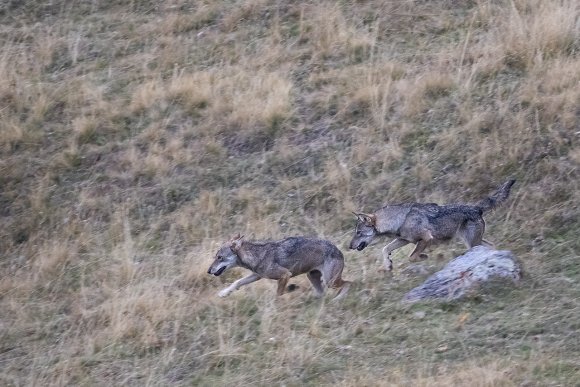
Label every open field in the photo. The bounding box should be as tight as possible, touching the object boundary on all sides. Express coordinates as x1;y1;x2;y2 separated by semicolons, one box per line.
0;0;579;385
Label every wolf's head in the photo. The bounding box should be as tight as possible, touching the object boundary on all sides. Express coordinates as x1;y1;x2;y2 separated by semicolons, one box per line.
349;213;377;251
207;235;244;276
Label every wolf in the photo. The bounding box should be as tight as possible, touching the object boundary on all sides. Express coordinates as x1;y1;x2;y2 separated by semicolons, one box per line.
207;235;351;300
349;179;515;271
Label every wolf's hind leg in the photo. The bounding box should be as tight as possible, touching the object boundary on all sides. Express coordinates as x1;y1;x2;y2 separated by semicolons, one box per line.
218;273;261;297
331;279;351;301
307;270;324;298
461;220;485;248
321;260;351;301
276;269;293;296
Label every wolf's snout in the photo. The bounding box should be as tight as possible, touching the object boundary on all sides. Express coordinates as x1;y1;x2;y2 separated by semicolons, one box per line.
213;266;226;276
207;267;212;275
349;241;367;251
356;242;367;251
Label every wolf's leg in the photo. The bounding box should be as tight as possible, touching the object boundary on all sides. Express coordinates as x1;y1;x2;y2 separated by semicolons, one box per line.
462;219;485;248
409;231;433;261
381;238;409;271
408;240;430;261
321;260;351;300
218;273;261;297
276;269;293;296
307;270;324;298
331;278;351;301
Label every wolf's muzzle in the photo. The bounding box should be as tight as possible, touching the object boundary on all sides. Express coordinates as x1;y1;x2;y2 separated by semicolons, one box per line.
356;242;368;251
213;266;226;276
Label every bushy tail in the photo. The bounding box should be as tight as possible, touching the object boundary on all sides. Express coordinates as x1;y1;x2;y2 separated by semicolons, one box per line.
477;179;516;213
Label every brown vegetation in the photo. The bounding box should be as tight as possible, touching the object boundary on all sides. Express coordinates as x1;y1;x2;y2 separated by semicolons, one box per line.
1;0;579;385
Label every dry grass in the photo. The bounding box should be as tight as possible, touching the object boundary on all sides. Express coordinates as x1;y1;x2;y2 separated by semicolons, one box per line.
1;0;579;385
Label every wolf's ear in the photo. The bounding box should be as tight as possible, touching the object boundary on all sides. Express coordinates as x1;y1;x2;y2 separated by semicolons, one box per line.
231;234;244;250
358;213;376;225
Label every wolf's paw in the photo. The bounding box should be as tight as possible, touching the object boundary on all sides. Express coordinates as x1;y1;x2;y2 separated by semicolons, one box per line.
218;289;232;298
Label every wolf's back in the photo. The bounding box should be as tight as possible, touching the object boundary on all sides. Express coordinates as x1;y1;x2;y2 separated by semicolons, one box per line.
280;237;343;259
477;179;516;213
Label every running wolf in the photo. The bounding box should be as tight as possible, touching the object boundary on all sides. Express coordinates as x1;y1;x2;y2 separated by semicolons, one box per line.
349;180;515;271
208;235;351;300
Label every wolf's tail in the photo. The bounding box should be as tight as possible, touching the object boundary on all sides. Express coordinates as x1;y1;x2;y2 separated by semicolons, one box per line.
477;179;516;213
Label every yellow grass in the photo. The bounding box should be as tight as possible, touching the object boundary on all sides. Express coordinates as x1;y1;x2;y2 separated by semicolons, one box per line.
1;0;579;385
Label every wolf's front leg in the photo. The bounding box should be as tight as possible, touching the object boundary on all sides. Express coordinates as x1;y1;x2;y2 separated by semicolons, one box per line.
218;273;261;297
381;239;410;271
409;240;430;262
408;231;433;262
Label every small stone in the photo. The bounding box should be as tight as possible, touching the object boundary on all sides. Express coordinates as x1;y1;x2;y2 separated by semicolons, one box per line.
413;311;426;319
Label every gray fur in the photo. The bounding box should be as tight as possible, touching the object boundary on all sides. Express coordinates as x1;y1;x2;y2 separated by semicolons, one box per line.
208;236;351;300
349;180;515;271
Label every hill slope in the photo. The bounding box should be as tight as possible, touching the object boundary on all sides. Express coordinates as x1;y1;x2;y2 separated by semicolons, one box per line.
1;0;579;385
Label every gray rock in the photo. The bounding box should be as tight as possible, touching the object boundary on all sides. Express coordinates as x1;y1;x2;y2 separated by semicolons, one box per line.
403;246;521;303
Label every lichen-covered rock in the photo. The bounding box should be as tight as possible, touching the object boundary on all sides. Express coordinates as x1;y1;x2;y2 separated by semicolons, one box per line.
403;246;521;303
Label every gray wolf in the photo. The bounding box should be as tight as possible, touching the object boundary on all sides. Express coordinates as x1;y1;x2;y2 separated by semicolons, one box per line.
207;235;351;300
349;180;515;271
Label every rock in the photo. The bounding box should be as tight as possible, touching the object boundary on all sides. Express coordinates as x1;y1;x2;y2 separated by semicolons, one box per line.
412;310;426;319
403;246;521;303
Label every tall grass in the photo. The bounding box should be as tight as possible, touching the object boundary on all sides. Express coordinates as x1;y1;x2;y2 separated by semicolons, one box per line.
0;0;579;385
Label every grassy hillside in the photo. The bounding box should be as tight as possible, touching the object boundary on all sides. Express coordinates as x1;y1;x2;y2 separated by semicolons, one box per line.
1;0;579;385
